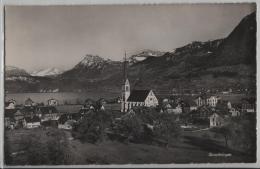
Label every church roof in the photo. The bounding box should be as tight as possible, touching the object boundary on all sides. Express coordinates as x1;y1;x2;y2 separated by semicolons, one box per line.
127;90;151;102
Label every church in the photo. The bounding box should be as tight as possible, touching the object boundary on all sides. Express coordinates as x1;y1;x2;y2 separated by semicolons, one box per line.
121;79;159;112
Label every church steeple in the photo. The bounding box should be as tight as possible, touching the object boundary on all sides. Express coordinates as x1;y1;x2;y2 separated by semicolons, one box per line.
124;79;130;100
121;51;130;112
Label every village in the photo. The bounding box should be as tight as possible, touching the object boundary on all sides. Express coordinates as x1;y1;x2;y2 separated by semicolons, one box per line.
4;77;256;131
4;73;257;165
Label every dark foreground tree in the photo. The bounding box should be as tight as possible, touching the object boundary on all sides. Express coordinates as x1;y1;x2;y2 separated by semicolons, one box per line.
72;110;113;143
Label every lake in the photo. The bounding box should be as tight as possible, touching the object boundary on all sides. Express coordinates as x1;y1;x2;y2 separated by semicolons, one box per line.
5;91;120;105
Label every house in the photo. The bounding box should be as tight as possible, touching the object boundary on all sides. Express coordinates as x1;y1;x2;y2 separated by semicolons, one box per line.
24;98;35;107
14;109;25;128
195;95;220;107
215;100;231;113
96;98;107;110
189;101;198;111
160;102;178;114
190;105;213;120
206;96;220;107
58;119;76;130
195;95;207;107
121;79;159;112
23;116;41;128
5;99;16;109
209;113;225;127
83;99;95;110
58;112;82;125
39;106;60;121
227;101;232;110
171;104;182;114
47;98;58;106
241;98;256;113
229;108;241;117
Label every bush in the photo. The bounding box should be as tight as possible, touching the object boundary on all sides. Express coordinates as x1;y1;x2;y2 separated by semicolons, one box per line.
153;113;181;146
112;115;144;143
73;110;113;144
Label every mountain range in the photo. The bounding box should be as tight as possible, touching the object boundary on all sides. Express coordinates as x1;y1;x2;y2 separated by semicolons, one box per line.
5;12;256;94
31;68;63;77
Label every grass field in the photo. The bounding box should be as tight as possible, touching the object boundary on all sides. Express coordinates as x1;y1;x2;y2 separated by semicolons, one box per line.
5;128;255;165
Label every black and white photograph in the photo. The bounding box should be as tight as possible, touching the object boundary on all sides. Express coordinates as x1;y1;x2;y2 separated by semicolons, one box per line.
2;1;258;167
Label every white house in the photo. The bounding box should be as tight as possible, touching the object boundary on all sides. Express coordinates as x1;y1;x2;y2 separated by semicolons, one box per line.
23;116;41;128
47;98;58;106
195;95;220;107
121;79;159;112
5;99;16;109
195;96;206;107
229;108;241;117
209;113;224;127
206;96;220;107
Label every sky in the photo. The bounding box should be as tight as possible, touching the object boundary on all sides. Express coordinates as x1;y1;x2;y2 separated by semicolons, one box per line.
5;3;256;72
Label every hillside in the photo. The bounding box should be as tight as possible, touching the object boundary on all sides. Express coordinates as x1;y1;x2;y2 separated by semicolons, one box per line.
123;12;256;92
5;66;31;77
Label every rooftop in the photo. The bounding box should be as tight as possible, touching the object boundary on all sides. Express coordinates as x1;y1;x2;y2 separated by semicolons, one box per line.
127;90;151;102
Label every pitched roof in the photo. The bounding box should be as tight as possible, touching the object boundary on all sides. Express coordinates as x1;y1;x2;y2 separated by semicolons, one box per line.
127;90;150;102
195;94;219;100
25;98;33;103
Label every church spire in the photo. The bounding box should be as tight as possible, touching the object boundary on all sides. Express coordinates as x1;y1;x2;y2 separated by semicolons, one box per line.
123;51;127;84
121;51;130;113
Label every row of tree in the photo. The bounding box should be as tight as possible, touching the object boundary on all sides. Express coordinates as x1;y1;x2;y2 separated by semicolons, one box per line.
72;107;181;147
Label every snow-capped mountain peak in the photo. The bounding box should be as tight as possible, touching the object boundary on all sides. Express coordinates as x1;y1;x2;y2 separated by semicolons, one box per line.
31;68;63;77
73;54;114;70
128;50;166;65
78;55;105;67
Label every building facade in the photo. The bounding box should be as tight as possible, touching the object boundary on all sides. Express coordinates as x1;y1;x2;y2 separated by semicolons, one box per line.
121;79;159;112
47;98;58;106
195;95;220;107
209;113;224;127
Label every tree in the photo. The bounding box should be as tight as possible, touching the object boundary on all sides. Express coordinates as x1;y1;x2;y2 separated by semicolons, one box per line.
73;110;113;143
113;114;144;143
153;113;181;147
